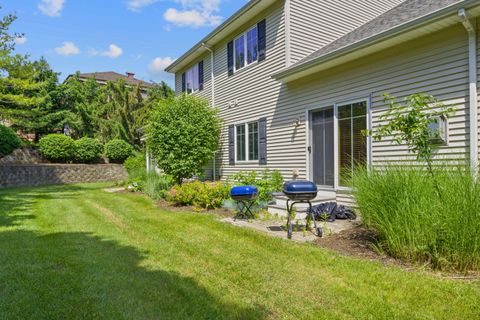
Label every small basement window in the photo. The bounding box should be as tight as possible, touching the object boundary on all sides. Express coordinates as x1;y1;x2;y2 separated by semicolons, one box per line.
428;116;448;144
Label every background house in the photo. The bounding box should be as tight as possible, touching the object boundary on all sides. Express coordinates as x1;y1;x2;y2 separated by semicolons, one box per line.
65;71;155;96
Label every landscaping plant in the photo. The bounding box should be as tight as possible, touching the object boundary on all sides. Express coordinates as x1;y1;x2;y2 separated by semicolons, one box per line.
38;134;75;163
353;164;480;271
146;94;221;184
232;169;284;205
144;172;174;200
167;181;231;210
365;93;455;197
0;124;21;157
104;139;134;163
74;137;103;163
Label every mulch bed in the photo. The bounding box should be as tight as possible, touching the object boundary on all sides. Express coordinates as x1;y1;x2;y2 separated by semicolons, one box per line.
314;227;409;267
315;226;480;281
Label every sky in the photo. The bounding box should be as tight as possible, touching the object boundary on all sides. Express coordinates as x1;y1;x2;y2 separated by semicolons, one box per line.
1;0;247;85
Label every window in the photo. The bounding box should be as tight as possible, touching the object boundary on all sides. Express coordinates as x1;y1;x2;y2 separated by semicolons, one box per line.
338;101;367;187
428;116;448;144
236;121;259;161
234;26;258;71
186;64;199;93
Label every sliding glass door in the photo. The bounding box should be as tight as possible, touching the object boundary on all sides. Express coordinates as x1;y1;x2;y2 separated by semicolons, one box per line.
338;101;367;186
311;108;335;187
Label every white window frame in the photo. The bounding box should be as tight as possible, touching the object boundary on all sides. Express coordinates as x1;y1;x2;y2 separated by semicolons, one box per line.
185;64;199;94
429;116;449;145
235;120;260;162
305;96;372;191
233;25;259;73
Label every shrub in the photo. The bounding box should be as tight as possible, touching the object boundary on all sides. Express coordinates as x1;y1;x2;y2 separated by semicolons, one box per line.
144;173;174;200
124;152;146;180
74;138;103;163
39;134;75;162
232;170;284;205
0;124;21;157
105;139;134;163
167;181;230;210
353;164;480;271
146;94;221;184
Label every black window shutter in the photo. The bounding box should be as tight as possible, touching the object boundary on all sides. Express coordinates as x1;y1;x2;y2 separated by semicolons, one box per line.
198;60;204;91
228;124;235;165
227;41;234;76
259;117;267;165
257;19;266;62
181;72;186;92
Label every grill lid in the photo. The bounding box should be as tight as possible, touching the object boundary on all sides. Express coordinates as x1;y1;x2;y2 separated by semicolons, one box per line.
283;181;317;194
230;185;259;196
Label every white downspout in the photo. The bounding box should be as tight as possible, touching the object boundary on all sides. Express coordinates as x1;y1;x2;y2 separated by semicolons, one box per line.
201;43;215;107
459;8;478;174
202;43;216;180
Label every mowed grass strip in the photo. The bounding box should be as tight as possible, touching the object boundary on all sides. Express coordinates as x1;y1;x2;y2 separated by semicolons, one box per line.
0;183;479;319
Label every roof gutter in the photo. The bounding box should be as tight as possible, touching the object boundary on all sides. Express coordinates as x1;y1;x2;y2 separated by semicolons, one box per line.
458;8;478;175
165;0;265;73
273;0;478;81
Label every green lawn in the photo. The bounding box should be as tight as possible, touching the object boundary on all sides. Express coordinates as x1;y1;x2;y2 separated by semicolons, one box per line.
0;184;479;319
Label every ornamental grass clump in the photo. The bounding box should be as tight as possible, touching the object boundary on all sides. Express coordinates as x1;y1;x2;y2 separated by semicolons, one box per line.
353;165;480;271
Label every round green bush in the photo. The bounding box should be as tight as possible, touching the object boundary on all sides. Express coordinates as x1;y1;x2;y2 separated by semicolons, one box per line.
104;139;134;163
39;134;75;163
0;124;21;157
74;138;103;163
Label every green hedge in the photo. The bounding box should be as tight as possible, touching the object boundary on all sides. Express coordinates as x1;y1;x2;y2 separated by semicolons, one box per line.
74;138;103;163
105;139;134;163
0;125;21;157
39;134;75;163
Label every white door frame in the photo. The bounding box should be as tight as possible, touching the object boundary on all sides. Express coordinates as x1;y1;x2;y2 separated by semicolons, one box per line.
305;96;372;191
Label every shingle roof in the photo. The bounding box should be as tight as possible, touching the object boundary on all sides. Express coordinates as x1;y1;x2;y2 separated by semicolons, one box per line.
76;71;155;88
289;0;463;69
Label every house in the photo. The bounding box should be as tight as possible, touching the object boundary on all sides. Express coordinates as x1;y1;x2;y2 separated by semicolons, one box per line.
65;71;155;95
165;0;480;208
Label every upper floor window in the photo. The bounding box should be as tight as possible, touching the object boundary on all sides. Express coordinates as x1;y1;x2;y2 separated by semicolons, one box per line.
227;19;266;76
186;64;199;93
234;26;258;71
181;60;204;94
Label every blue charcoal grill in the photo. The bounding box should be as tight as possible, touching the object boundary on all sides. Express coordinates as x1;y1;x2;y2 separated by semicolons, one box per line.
283;181;322;239
230;186;258;219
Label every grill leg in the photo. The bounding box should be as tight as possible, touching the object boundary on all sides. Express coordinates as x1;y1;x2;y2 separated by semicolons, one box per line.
308;201;322;237
244;201;254;219
286;200;295;239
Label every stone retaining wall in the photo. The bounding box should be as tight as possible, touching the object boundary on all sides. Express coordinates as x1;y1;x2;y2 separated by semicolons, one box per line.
0;164;127;188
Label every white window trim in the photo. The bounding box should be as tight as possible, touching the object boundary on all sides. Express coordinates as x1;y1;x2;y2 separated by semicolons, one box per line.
235;120;260;163
233;25;259;73
305;96;372;191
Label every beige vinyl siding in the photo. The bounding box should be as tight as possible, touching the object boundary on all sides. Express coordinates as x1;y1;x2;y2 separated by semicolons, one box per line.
288;0;405;64
175;53;213;102
212;2;288;178
274;25;470;182
336;191;357;208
